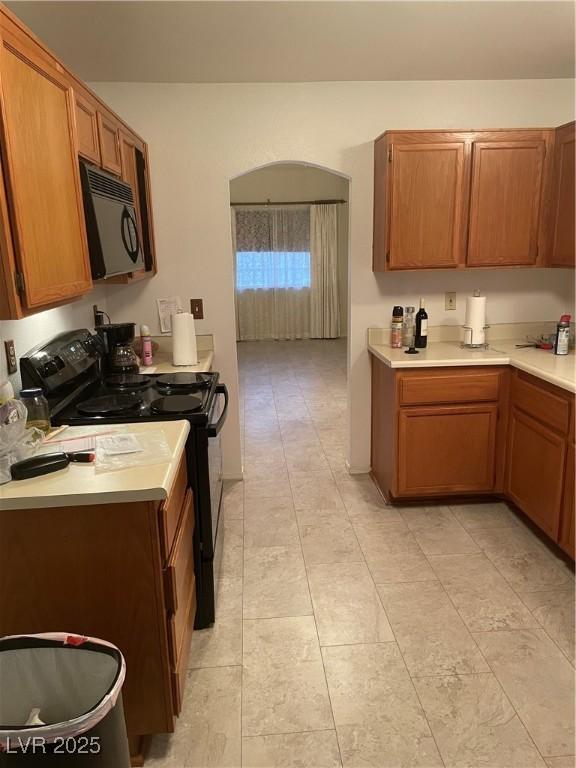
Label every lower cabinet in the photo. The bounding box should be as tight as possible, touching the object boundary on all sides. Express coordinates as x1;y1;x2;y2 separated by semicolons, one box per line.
559;441;575;558
398;404;497;496
371;360;505;501
0;453;195;767
506;407;565;538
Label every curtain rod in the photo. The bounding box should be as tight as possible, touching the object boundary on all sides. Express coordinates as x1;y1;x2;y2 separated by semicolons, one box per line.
230;198;346;207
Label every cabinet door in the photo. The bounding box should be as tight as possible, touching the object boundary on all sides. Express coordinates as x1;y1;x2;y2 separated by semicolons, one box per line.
549;121;575;268
387;142;467;269
74;91;100;164
97;111;122;175
397;404;498;496
467;140;546;266
559;442;575;558
0;33;92;310
506;408;565;538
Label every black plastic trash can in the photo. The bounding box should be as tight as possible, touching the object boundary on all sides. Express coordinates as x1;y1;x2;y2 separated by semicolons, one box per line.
0;633;130;766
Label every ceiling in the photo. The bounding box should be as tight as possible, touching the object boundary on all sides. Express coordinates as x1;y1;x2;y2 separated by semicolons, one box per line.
7;1;575;83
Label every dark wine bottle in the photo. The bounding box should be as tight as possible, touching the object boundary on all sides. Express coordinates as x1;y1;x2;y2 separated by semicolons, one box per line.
415;299;428;349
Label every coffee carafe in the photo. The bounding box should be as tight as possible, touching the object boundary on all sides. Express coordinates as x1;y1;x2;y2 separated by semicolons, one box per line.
96;323;139;375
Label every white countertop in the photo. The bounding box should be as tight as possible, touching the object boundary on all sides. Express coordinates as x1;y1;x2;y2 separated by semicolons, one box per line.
369;340;576;393
0;421;190;511
140;349;214;375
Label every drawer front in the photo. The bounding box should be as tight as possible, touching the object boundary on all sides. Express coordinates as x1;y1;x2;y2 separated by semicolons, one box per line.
398;369;501;406
171;580;197;716
159;454;188;562
164;489;195;615
512;372;571;435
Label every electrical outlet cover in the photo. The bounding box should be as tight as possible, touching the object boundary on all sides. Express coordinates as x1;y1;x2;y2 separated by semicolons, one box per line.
445;292;457;311
4;339;17;374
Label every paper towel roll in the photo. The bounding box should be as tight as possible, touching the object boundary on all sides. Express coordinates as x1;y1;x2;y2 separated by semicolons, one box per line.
172;312;198;366
464;295;487;346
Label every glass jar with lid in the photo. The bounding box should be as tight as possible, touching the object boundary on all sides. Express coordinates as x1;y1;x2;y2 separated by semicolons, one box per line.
20;388;51;435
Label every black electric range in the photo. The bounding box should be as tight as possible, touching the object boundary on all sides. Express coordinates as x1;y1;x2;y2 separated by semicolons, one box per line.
20;330;228;629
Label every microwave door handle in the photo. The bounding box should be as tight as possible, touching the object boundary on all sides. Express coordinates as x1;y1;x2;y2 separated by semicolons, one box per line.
207;384;229;437
121;207;140;262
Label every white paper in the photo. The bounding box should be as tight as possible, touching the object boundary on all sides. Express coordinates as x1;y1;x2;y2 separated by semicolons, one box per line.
97;434;143;456
41;436;96;454
157;297;183;334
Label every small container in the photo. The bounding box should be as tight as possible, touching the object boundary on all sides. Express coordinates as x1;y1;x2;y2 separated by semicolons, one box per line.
402;306;416;348
19;387;50;435
554;314;571;356
391;306;403;349
140;324;153;366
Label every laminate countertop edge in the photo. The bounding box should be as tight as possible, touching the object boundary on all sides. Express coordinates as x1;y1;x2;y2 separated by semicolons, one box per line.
0;420;190;511
368;341;576;393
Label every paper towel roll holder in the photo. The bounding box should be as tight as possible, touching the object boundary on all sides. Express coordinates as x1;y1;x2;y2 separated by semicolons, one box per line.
461;325;490;350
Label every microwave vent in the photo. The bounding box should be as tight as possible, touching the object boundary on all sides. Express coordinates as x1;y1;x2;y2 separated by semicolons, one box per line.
87;167;134;204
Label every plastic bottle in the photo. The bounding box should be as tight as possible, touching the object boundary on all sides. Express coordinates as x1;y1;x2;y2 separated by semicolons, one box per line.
19;388;51;435
415;299;428;349
554;314;571;356
391;306;403;349
140;324;153;366
402;307;416;348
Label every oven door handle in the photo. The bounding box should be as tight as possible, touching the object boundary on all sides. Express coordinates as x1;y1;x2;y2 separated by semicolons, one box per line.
206;384;229;437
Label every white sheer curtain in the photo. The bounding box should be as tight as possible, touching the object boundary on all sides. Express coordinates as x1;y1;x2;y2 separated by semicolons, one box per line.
310;204;340;339
235;206;311;341
233;203;340;341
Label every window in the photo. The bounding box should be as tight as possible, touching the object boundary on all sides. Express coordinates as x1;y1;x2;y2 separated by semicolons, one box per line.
236;250;311;291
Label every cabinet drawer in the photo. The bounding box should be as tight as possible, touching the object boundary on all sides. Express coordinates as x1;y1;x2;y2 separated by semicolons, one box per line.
170;578;197;716
158;454;188;563
398;369;501;406
164;489;195;617
512;372;571;434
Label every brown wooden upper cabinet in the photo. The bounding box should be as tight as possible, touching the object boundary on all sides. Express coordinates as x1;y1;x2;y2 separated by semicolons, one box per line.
548;121;575;268
74;91;100;165
0;25;92;316
373;128;555;271
373;132;469;270
97;111;122;176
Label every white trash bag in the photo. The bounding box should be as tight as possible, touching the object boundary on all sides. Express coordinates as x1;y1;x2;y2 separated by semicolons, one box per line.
0;401;43;485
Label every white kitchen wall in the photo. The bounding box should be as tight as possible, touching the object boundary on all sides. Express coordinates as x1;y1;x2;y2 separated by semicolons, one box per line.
230;163;349;336
0;288;108;389
90;79;575;475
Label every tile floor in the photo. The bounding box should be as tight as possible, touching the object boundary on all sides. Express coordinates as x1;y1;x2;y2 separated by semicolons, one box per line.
147;339;575;768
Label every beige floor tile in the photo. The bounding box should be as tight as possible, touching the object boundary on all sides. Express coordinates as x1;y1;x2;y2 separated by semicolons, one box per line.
469;523;547;556
300;520;363;565
450;502;520;530
414;673;546;768
243;546;312;619
214;576;243;618
242;731;341;768
308;562;394;645
474;628;576;757
244;498;299;548
323;643;442;767
544;758;576;767
146;665;241;768
244;475;292;500
368;550;438;584
222;481;244;520
489;549;574;592
242;661;333;737
352;521;421;561
219;520;244;578
429;553;538;631
295;507;350;526
518;589;575;662
284;444;331;472
189;614;243;668
290;472;345;510
377;581;489;677
345;503;402;525
243;615;321;665
400;507;481;555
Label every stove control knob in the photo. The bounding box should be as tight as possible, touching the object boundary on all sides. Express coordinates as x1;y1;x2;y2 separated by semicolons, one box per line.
41;359;59;377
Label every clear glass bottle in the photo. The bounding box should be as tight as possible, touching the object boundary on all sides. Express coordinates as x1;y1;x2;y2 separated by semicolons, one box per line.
20;388;51;435
402;306;416;348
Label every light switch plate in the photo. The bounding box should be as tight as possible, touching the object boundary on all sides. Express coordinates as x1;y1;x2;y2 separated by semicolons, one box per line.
4;339;17;374
445;292;457;311
190;298;204;320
